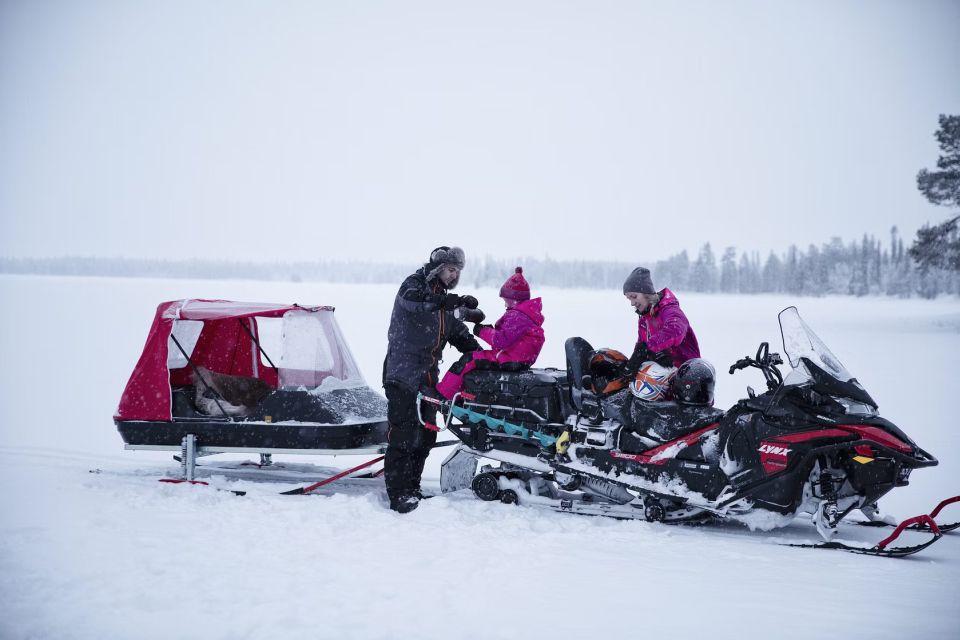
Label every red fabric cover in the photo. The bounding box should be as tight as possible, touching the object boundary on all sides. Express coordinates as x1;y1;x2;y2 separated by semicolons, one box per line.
167;319;258;386
115;299;325;421
116;301;178;421
177;300;332;320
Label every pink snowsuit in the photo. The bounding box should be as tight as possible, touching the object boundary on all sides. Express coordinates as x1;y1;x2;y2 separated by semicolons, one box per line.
436;297;545;399
637;288;700;367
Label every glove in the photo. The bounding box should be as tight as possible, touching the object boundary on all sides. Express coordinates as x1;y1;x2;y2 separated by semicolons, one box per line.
454;307;486;323
651;350;673;367
460;295;479;309
442;293;461;309
473;323;493;337
625;341;653;373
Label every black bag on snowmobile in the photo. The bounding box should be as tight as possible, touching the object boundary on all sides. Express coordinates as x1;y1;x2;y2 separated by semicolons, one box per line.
462;365;572;425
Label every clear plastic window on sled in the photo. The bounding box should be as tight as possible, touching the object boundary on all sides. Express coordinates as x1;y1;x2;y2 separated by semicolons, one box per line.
276;310;365;389
778;306;853;385
771;307;876;414
167;320;203;368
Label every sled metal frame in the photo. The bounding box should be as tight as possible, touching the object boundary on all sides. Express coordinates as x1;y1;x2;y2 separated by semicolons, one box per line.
125;434;388;481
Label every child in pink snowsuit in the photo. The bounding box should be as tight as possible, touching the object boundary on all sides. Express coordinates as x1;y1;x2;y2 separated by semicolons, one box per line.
436;267;545;400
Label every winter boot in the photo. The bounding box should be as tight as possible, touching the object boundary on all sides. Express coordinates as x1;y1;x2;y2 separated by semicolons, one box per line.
389;494;420;514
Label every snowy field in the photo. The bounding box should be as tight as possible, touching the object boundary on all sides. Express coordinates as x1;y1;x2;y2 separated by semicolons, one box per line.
1;274;959;640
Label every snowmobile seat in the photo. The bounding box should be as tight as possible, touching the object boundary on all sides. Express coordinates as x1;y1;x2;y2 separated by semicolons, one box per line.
565;337;594;410
471;359;530;373
625;397;724;444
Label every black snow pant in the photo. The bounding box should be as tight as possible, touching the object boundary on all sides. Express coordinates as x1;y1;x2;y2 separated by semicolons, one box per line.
384;383;438;501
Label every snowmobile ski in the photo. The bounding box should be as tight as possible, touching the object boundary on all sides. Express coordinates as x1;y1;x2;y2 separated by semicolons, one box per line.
787;514;943;557
850;496;960;533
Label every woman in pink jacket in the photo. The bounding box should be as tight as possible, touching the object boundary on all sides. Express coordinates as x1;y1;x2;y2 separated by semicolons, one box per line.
436;267;545;399
622;266;701;372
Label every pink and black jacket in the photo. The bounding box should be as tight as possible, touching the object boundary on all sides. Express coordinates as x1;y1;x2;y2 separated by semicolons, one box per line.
637;288;700;367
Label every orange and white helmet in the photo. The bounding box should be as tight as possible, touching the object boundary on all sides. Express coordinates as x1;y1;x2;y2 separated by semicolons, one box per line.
629;361;677;401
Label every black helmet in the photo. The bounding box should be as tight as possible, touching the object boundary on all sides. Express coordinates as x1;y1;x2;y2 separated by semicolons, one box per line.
670;358;716;405
587;348;629;395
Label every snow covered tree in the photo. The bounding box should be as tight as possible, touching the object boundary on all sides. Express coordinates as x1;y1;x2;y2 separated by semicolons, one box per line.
912;115;960;274
761;252;782;292
909;215;960;274
690;243;718;292
720;247;738;293
917;114;960;207
848;235;870;296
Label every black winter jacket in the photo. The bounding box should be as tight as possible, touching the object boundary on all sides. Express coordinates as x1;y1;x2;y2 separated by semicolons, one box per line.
382;267;480;392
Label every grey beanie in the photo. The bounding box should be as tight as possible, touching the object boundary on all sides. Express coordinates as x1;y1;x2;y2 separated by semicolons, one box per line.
426;246;465;282
623;267;655;294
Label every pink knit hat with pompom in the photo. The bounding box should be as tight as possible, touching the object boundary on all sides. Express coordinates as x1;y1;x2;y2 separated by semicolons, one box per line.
499;267;531;301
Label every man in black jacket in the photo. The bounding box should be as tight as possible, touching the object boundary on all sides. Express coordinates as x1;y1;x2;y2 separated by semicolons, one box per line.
382;246;481;513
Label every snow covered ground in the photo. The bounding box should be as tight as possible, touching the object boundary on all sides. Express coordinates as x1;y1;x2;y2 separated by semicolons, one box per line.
1;274;958;639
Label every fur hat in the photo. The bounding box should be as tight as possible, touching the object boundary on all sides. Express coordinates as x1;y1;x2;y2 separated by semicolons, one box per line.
425;246;465;285
623;267;655;294
500;266;531;301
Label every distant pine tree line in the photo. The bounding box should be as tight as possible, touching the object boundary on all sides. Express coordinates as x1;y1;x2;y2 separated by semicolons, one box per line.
2;224;959;298
470;225;958;297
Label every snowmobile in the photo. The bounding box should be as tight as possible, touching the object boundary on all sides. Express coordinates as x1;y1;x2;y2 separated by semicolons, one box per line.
428;307;957;556
115;300;389;480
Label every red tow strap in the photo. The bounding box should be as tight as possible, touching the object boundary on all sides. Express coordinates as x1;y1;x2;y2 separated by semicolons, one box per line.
282;455;386;495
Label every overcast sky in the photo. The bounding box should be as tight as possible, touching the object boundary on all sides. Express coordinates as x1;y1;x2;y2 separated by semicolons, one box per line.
1;0;958;266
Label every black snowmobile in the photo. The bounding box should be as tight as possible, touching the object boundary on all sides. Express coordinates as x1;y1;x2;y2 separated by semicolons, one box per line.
426;307;957;556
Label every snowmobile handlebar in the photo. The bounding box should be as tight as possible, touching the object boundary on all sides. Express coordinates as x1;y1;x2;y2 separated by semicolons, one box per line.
728;342;784;390
728;357;753;374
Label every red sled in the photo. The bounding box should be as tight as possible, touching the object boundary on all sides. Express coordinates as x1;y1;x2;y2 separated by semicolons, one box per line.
114;300;389;478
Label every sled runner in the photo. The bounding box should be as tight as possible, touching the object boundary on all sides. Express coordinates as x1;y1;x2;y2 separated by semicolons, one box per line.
431;307;958;557
114;300;389;479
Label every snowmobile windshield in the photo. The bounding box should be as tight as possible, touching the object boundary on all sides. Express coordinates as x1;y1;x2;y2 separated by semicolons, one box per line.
275;310;366;390
773;307;878;414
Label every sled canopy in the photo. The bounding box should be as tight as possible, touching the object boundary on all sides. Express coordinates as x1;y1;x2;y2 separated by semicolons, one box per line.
116;299;364;421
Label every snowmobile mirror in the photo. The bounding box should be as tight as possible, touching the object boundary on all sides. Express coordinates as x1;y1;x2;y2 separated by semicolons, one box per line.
581;374;593;390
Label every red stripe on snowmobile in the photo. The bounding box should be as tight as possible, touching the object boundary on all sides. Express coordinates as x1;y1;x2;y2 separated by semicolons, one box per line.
770;428;852;443
836;424;912;453
612;424;718;465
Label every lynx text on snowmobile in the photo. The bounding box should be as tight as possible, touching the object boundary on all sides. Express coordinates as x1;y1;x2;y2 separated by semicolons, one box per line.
427;307;957;557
